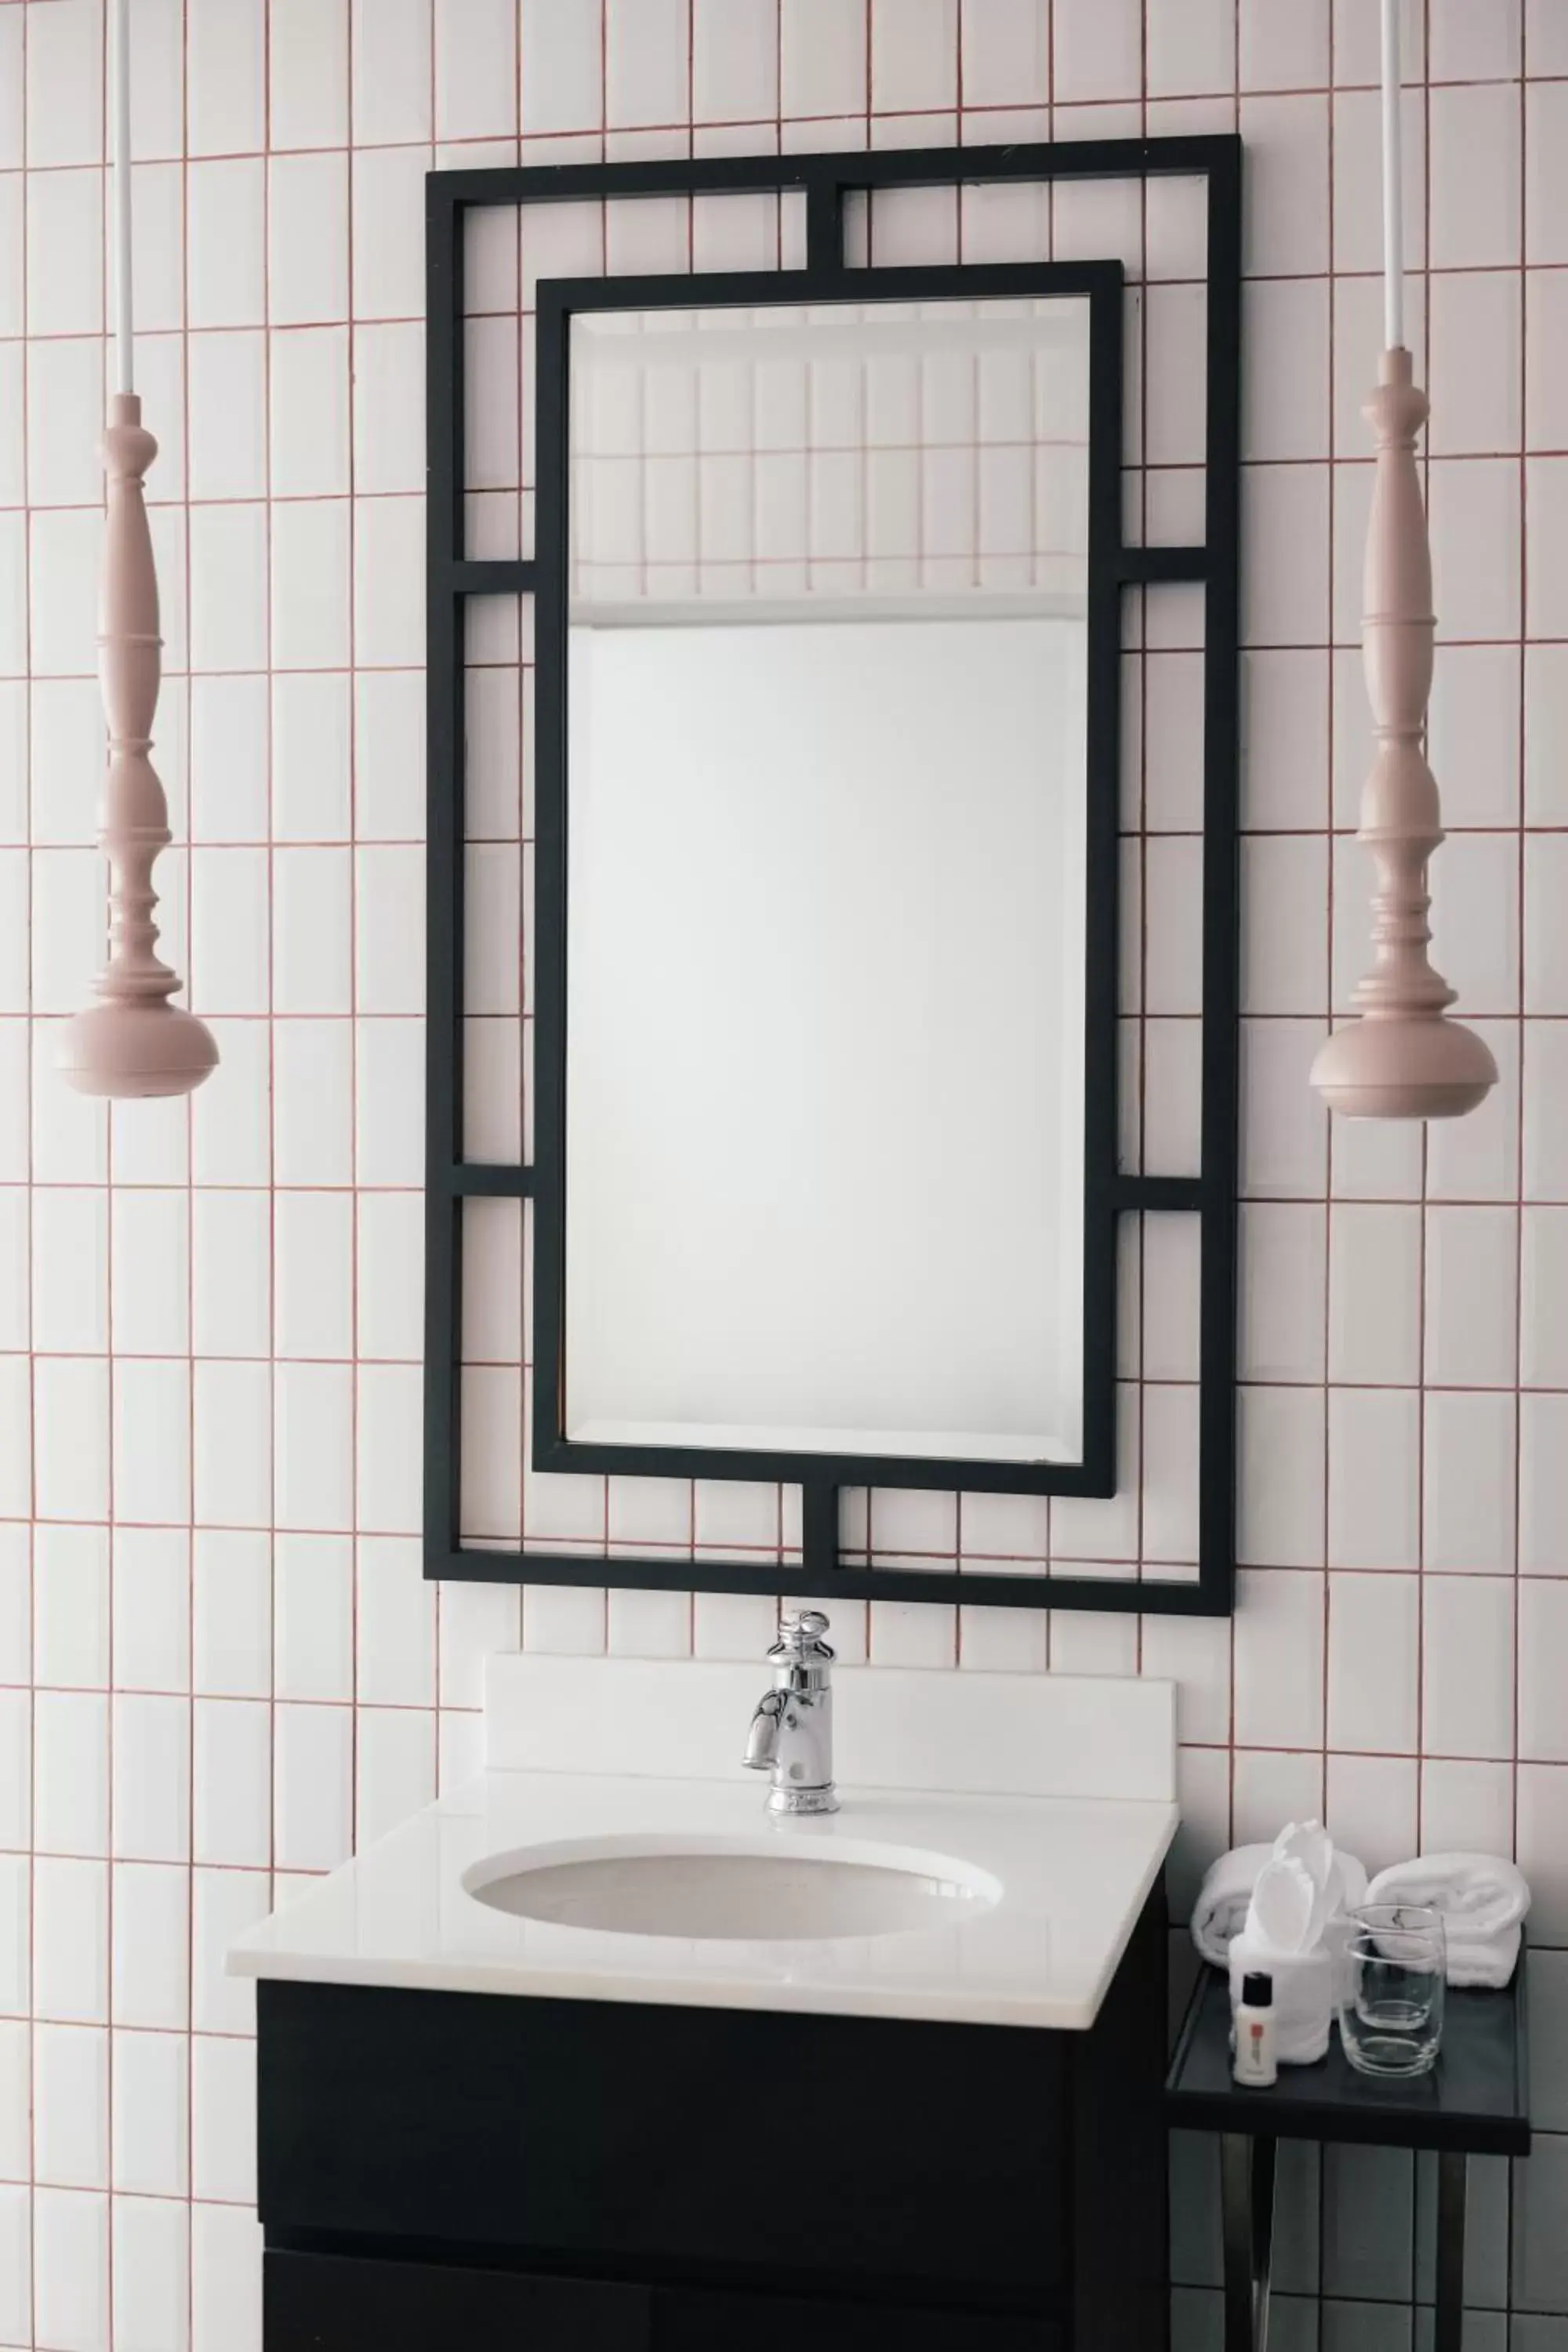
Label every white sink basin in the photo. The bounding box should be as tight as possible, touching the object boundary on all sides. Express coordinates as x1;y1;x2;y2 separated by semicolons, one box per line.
463;1834;1000;1942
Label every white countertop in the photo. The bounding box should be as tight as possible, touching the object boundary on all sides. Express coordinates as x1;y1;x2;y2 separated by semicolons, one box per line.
227;1767;1177;2031
228;1653;1179;2031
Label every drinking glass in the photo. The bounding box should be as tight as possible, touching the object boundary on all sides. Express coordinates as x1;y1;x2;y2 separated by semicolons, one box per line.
1339;1904;1446;2078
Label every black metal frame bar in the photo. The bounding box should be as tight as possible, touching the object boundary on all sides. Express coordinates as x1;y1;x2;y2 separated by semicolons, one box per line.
1220;2133;1275;2352
424;134;1242;1617
1432;2150;1468;2352
1218;2136;1470;2352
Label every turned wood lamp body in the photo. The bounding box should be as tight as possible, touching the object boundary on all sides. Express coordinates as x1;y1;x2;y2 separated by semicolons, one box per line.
1308;350;1496;1118
58;0;217;1099
1308;0;1494;1122
58;396;217;1096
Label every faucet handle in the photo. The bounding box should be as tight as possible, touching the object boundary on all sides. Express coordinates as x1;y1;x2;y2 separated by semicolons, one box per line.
769;1609;834;1664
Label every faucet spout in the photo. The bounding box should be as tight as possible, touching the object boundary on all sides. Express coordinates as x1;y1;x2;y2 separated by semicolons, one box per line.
743;1688;786;1770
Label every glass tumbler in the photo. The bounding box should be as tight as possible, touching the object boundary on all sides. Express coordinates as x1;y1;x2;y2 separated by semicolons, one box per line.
1339;1904;1446;2078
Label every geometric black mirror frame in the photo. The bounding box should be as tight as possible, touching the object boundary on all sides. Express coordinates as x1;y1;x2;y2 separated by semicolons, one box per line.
424;133;1242;1617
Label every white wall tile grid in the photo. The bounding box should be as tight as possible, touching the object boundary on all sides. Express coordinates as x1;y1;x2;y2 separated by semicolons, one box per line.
568;296;1091;599
1;0;1566;2345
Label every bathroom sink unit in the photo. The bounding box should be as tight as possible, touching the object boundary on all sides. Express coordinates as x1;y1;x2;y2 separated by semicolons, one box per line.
230;1655;1178;2350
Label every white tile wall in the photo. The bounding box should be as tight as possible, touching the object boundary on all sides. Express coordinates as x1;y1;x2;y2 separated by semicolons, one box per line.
2;0;1566;2343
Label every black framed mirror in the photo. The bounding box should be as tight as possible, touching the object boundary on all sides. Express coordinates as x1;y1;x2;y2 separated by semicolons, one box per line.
424;136;1241;1617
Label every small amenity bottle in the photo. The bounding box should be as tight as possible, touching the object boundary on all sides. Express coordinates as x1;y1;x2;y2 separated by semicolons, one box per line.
1232;1971;1278;2087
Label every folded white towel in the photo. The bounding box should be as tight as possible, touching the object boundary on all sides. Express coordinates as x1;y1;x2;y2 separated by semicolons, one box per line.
1228;1930;1334;2065
1363;1853;1530;1989
1192;1833;1369;1967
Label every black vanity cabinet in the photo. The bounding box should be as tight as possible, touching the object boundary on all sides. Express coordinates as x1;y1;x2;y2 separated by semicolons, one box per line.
257;1886;1165;2350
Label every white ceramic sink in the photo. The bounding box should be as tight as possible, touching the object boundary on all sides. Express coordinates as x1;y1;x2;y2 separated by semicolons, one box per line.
463;1835;1000;1942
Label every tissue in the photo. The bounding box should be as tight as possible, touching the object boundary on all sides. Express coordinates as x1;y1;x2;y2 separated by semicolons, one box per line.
1228;1850;1336;2066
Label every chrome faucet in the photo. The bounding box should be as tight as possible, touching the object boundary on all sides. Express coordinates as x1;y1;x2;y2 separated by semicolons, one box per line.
742;1610;839;1815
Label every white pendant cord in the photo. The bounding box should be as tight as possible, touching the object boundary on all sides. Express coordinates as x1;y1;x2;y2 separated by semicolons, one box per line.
111;0;133;396
1381;0;1404;350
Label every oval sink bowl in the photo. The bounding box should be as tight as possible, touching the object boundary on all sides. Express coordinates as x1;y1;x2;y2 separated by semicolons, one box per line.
463;1835;1001;1942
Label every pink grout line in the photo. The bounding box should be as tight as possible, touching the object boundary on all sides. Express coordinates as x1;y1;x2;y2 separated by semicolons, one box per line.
1318;0;1339;1889
17;0;36;2329
343;0;363;1854
95;2;121;2310
177;0;200;2318
1507;82;1529;2325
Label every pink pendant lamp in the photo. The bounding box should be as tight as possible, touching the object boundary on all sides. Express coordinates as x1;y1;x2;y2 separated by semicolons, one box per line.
57;0;217;1099
1308;0;1495;1120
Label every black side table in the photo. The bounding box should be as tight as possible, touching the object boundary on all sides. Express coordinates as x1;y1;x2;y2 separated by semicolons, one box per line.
1165;1962;1531;2352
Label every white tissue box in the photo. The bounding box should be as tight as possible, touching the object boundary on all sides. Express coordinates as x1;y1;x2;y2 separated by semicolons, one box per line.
1228;1935;1333;2067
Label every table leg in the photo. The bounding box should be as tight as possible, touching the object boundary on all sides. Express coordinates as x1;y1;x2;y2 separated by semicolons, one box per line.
1221;2132;1276;2352
1433;2150;1468;2352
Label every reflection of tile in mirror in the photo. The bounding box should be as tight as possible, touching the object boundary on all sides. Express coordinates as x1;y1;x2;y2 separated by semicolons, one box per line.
568;296;1092;615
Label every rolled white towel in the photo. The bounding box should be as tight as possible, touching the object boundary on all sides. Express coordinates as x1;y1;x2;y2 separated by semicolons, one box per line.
1363;1853;1530;1990
1192;1833;1369;1967
1192;1842;1272;1965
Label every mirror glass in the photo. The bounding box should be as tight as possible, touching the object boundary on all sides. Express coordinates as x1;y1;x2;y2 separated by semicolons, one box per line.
563;294;1092;1468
